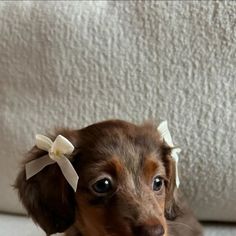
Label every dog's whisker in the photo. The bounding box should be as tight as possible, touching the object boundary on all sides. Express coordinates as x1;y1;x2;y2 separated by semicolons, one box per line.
167;221;195;231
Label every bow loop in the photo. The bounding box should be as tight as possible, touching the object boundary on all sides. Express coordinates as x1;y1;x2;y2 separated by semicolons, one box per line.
35;134;53;151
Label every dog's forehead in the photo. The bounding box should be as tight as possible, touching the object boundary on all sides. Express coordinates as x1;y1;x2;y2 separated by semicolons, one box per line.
79;120;164;171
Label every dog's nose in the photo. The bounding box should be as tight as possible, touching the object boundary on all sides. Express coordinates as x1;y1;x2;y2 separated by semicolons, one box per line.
133;224;165;236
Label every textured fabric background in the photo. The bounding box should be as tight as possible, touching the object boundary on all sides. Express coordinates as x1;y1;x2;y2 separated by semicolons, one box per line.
0;1;235;222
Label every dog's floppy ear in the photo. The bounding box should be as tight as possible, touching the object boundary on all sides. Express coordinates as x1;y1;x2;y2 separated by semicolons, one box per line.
15;131;78;235
162;145;180;220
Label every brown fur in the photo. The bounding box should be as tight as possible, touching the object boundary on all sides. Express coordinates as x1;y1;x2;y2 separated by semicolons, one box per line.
15;120;203;236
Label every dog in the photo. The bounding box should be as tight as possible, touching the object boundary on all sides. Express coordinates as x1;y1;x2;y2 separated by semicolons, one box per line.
15;119;203;236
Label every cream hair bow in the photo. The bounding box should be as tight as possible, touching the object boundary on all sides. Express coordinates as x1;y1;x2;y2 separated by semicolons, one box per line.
25;134;79;192
158;121;181;188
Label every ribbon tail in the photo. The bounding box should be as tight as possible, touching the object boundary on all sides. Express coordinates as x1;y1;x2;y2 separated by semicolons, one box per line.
172;152;180;188
25;155;55;180
56;156;79;192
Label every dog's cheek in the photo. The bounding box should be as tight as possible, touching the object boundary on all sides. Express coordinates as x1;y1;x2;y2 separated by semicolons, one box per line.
89;195;130;235
75;194;110;235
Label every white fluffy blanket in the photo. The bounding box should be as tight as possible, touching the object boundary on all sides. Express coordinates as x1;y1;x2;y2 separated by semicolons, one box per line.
0;1;235;222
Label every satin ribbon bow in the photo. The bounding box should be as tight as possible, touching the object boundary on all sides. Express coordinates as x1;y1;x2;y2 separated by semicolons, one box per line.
157;121;181;188
25;134;79;192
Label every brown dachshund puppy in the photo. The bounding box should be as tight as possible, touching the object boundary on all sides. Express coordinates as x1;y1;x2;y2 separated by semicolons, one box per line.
15;120;203;236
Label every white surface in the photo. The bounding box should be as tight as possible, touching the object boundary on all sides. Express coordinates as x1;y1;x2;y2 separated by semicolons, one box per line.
0;214;64;236
0;214;235;236
204;223;236;236
0;1;235;222
0;214;44;236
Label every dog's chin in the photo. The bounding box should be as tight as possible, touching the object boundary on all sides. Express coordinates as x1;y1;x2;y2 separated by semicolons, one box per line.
71;228;167;236
73;209;167;236
72;221;167;236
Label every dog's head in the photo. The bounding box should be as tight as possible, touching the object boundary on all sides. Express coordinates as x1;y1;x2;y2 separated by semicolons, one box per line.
15;120;179;236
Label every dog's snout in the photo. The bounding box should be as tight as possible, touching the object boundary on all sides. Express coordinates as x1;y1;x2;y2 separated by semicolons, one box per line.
133;224;165;236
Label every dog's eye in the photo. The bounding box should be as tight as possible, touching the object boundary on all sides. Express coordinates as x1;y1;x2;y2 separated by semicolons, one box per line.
152;176;163;191
92;178;113;194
